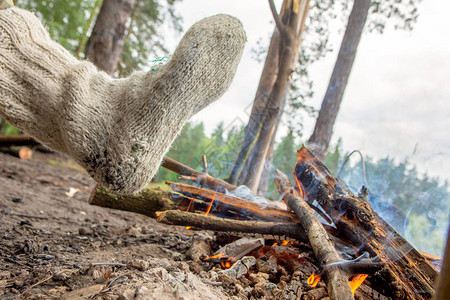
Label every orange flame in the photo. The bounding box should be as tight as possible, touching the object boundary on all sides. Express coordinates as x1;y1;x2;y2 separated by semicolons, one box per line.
349;274;368;294
185;197;194;212
203;253;236;269
307;272;321;287
204;253;225;260
281;240;290;246
185;226;191;230
205;192;217;216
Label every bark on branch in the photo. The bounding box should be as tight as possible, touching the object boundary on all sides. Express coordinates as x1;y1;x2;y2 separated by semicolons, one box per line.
155;210;308;242
89;184;176;218
274;169;354;300
167;181;298;223
161;156;237;193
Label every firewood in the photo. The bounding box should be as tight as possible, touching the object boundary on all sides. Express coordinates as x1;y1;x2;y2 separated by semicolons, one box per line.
294;146;438;299
161;156;237;193
354;284;389;300
167;181;297;223
274;169;354;300
219;256;256;279
0;134;39;146
89;184;177;218
155;210;308;242
0;146;33;160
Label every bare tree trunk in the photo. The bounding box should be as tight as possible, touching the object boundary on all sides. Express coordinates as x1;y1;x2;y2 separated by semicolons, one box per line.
227;18;283;185
76;0;103;58
308;0;371;159
85;0;134;75
230;0;309;192
257;133;276;195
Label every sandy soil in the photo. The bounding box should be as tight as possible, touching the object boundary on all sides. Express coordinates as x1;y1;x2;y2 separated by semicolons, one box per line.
0;152;234;299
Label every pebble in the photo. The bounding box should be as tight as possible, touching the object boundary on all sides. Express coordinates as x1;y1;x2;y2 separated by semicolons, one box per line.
11;197;22;203
78;227;92;236
127;259;149;271
33;254;55;260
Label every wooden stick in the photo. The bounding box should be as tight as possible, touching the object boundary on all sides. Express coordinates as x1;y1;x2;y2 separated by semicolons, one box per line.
155;210;308;242
167;181;298;223
294;146;437;299
89;184;177;218
0;146;33;160
161;156;237;193
274;169;354;300
0;134;39;146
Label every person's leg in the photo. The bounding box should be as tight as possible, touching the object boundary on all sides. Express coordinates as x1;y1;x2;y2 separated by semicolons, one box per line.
0;7;246;194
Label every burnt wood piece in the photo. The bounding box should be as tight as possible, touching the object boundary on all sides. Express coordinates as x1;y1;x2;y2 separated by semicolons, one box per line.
274;169;354;300
155;210;308;242
167;181;298;223
294;146;438;299
89;184;177;218
161;157;237;193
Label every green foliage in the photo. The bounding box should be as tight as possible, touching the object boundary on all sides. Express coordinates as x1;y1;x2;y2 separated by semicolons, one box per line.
16;0;182;73
155;122;245;182
118;0;182;75
0;118;21;135
16;0;98;54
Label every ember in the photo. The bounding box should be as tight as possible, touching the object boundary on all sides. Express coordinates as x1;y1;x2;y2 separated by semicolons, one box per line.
202;253;237;269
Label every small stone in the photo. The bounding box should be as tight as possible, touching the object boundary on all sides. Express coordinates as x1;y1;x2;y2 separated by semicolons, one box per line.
19;220;33;227
266;282;277;290
11;197;22;203
127;259;149;271
78;227;92;236
14;280;24;288
33;254;55;260
53;272;70;281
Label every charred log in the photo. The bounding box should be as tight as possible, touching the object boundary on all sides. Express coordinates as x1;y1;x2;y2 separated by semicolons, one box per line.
293;146;437;299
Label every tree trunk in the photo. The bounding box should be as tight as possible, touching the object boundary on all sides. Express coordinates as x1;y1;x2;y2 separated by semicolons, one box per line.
227;19;283;185
85;0;134;75
257;132;276;195
76;0;103;58
308;0;371;159
231;0;309;192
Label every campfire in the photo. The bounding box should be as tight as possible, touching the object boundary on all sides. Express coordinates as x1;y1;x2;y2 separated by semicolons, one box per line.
89;146;439;299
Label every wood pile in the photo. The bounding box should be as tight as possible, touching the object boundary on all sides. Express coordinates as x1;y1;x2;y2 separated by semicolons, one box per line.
89;146;440;299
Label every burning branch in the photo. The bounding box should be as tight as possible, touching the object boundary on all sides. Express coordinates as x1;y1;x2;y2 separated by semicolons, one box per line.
167;181;298;223
274;169;354;300
155;210;308;242
294;146;438;299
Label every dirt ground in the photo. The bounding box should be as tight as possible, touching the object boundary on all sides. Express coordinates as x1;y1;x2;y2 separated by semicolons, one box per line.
0;152;243;299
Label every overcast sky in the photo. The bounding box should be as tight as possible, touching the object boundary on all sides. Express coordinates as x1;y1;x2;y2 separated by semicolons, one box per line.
169;0;450;183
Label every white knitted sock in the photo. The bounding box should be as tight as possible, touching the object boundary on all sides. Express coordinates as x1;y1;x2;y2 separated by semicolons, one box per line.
0;7;246;194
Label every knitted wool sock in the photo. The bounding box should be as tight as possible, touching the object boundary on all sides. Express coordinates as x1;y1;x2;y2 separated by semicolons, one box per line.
0;7;246;194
